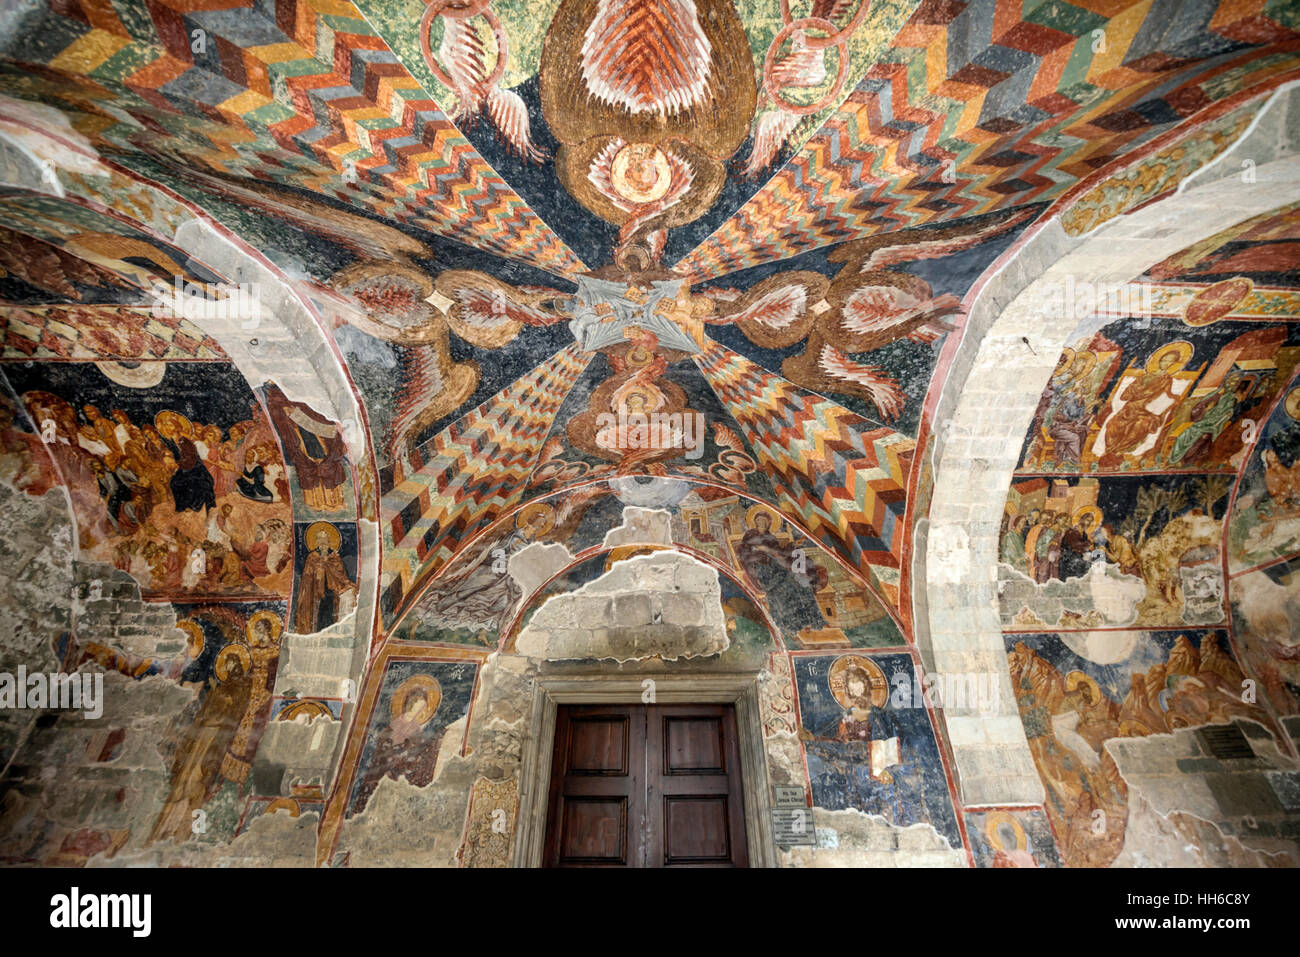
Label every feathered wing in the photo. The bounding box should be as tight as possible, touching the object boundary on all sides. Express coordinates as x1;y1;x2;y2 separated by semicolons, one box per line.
448;281;566;329
435;14;549;164
739;109;801;179
731;283;809;329
487;87;550;163
840;207;1039;272
439;16;492;118
580;0;713;117
712;422;747;455
841;287;961;337
386;344;448;462
818;343;905;422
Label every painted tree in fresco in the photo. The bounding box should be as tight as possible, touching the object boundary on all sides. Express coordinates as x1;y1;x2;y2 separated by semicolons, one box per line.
1190;474;1232;516
1126;485;1187;549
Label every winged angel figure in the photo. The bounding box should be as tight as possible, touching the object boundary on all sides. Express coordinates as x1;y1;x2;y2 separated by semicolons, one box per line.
701;208;1038;420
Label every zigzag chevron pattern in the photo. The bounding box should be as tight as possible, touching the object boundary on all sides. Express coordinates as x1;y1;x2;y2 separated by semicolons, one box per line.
379;342;591;624
0;0;585;277
676;0;1300;279
694;340;912;613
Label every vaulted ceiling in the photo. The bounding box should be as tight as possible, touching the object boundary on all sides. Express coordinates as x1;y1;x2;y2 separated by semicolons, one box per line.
0;0;1297;652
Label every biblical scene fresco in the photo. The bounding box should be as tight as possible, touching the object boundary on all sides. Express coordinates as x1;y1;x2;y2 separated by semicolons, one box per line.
992;207;1300;869
1000;473;1231;631
1018;320;1300;475
1;0;1298;870
1003;630;1275;867
1228;383;1300;571
793;652;962;848
2;361;294;599
346;658;479;818
51;602;290;846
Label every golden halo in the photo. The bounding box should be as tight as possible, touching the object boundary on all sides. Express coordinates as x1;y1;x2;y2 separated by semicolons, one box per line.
828;654;889;709
1071;505;1102;528
154;409;193;439
176;619;205;659
215;642;252;682
246;610;284;644
626;343;655;367
516;502;556;536
1145;341;1193;374
1053;347;1076;377
1065;669;1102;702
618;386;663;414
745;504;782;531
1284;386;1300;421
264;798;302;818
610;142;671;204
276;699;333;723
389;674;442;726
305;521;342;552
95;361;166;389
984;812;1027;852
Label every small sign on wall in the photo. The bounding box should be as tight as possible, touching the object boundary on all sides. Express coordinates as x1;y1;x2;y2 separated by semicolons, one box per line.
773;786;806;807
772;807;816;846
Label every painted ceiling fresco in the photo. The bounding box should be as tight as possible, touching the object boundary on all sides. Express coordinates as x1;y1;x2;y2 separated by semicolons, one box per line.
0;0;1298;870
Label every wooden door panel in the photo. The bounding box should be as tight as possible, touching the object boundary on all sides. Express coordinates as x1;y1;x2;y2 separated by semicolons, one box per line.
544;704;748;867
567;716;629;774
558;797;628;864
663;717;725;774
663;796;731;864
647;705;749;868
544;706;645;867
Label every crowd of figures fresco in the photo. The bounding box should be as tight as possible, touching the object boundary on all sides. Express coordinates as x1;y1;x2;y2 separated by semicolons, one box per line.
0;335;362;860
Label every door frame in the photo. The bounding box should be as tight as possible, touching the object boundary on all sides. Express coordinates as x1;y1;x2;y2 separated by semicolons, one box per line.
514;673;777;867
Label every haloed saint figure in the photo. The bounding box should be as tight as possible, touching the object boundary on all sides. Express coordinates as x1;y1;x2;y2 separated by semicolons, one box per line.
295;522;356;634
351;675;445;816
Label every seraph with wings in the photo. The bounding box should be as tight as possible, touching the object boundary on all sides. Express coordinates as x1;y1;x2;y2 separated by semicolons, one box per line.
710;207;1038;421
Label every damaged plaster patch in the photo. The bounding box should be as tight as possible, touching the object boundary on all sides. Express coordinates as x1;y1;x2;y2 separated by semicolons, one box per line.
1106;722;1300;866
602;506;673;548
514;551;728;662
1114;790;1296;867
778;807;967;868
88;807;319;867
508;541;573;599
999;562;1145;628
928;524;971;586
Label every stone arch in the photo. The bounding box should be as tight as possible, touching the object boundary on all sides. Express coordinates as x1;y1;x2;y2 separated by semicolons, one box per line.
0;109;382;801
915;82;1300;808
391;475;902;642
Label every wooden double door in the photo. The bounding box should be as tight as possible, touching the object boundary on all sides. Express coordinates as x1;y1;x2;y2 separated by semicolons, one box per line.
543;704;749;867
